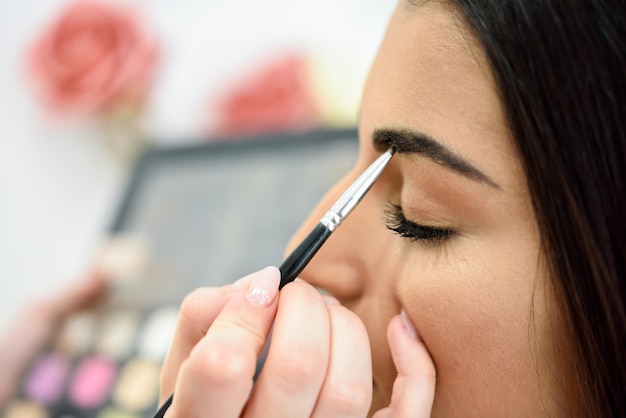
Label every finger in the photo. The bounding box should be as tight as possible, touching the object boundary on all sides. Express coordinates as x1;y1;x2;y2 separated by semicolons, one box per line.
169;266;280;418
47;268;108;318
160;271;257;401
159;286;230;400
311;297;372;418
244;281;331;418
373;311;436;418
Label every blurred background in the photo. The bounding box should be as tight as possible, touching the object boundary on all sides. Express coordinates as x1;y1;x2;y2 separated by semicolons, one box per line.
0;0;396;333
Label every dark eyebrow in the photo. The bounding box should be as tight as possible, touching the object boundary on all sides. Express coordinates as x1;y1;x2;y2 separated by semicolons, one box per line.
373;128;500;189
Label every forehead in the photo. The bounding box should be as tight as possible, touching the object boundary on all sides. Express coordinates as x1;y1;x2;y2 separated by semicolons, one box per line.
361;1;520;188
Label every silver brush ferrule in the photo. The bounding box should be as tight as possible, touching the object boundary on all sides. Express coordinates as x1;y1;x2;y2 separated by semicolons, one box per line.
318;148;394;232
321;210;343;231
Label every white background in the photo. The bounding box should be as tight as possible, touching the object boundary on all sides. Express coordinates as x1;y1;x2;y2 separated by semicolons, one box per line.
0;0;395;333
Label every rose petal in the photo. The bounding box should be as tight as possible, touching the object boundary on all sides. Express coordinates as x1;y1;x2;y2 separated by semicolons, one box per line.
26;0;158;115
214;55;320;136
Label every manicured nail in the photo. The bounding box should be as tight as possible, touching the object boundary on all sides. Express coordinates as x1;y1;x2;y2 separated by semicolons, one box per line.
401;309;420;340
246;266;280;307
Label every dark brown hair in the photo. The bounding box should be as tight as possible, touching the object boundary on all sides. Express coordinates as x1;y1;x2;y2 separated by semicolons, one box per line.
448;0;624;416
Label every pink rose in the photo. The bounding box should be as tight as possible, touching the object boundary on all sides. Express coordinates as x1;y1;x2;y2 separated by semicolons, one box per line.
212;55;320;138
27;1;158;115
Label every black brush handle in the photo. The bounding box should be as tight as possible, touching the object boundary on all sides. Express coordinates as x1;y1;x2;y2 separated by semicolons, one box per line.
278;223;332;289
153;394;172;418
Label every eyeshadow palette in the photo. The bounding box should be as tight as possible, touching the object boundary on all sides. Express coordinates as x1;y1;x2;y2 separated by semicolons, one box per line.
8;306;178;418
2;128;359;418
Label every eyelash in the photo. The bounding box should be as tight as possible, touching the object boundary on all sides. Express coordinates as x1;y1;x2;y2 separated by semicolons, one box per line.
384;203;454;244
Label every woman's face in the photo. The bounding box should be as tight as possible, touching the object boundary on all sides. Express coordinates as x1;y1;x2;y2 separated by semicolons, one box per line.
288;1;574;417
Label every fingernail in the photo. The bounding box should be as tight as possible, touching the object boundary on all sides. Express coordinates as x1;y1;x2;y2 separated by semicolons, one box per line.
400;309;420;341
246;266;280;307
323;295;340;305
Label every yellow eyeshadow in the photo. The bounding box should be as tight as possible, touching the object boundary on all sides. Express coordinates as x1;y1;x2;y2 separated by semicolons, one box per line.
112;358;161;412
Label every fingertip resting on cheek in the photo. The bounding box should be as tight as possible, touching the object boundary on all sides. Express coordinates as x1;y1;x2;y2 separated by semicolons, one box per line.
400;309;420;341
388;313;436;380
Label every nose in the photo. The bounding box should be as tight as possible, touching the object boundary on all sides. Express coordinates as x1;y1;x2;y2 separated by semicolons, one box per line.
284;155;396;303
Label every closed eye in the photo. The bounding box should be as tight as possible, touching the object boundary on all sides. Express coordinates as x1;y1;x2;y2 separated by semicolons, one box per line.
384;203;454;244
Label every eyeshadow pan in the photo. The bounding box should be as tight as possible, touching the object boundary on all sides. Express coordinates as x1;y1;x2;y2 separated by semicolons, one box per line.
56;313;97;356
97;407;141;418
23;353;69;405
95;310;140;359
69;355;117;409
2;400;49;418
137;306;179;361
112;358;160;412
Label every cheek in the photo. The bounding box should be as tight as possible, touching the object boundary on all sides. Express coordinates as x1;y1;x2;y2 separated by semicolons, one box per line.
397;231;548;408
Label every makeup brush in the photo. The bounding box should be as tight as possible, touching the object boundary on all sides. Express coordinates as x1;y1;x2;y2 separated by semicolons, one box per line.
278;147;394;288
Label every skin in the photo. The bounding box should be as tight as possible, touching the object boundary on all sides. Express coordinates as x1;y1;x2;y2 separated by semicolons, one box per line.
160;1;577;417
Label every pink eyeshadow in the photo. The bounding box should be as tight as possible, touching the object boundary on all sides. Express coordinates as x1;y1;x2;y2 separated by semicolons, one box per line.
24;353;70;405
69;355;117;408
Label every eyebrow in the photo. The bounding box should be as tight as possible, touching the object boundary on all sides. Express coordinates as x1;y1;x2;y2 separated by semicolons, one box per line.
373;128;500;189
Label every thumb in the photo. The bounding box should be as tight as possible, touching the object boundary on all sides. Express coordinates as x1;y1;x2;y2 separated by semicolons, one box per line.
373;309;436;418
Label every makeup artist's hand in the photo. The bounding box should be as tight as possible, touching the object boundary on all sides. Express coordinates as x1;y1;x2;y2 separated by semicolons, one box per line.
160;266;436;417
0;268;107;407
